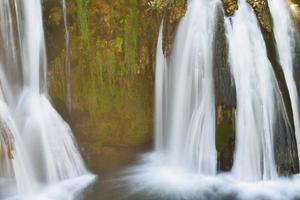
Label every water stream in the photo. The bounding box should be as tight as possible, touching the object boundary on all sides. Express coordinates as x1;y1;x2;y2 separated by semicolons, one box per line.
123;0;300;198
225;0;280;181
62;0;72;113
0;0;95;199
155;0;219;175
268;0;300;166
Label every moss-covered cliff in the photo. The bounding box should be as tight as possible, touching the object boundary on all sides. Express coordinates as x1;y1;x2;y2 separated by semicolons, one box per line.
44;1;162;160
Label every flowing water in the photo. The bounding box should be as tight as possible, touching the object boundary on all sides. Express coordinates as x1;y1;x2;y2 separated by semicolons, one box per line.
122;0;300;199
268;0;300;166
154;23;166;152
225;0;281;181
1;0;300;199
155;0;219;175
62;0;72;113
0;0;95;199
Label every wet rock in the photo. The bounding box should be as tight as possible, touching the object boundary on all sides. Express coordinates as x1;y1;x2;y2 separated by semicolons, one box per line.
289;0;300;20
262;28;299;175
162;0;187;57
222;0;238;16
0;121;14;160
213;6;236;171
295;27;300;93
247;0;273;32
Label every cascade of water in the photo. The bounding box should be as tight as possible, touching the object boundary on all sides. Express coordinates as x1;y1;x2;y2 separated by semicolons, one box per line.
0;0;36;195
0;0;22;107
268;0;300;166
154;23;167;152
155;0;218;175
0;0;93;197
0;94;36;194
224;0;288;181
62;0;72;113
15;0;87;183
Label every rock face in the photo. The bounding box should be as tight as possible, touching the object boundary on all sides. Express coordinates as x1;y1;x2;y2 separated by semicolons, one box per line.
247;0;273;32
222;0;238;16
162;0;187;56
214;6;236;171
44;0;162;162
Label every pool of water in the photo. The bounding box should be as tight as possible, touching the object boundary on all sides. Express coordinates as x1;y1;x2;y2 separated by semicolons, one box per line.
77;145;300;200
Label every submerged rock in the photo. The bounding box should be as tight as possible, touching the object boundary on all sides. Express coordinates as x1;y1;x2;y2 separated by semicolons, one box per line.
247;0;273;32
222;0;238;16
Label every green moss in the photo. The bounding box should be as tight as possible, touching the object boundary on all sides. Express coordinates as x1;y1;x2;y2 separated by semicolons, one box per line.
76;0;90;49
47;0;161;148
216;121;234;147
123;1;139;75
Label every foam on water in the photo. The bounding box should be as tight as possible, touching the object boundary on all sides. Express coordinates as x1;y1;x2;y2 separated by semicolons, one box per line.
122;153;300;200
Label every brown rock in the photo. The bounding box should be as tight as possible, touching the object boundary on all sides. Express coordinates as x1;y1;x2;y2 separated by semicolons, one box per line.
222;0;238;16
247;0;273;32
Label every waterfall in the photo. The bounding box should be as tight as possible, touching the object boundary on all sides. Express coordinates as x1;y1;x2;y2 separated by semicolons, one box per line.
155;0;218;175
0;94;36;194
0;0;23;107
154;23;167;152
16;0;87;182
224;0;296;181
62;0;72;113
0;0;93;197
268;0;300;166
152;0;299;184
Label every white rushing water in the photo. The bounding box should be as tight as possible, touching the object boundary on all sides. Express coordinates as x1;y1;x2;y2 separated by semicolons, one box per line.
62;0;72;113
0;0;23;107
154;0;219;175
131;0;297;186
123;0;300;199
268;0;300;166
0;0;95;198
154;23;167;152
0;89;36;194
225;0;280;181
